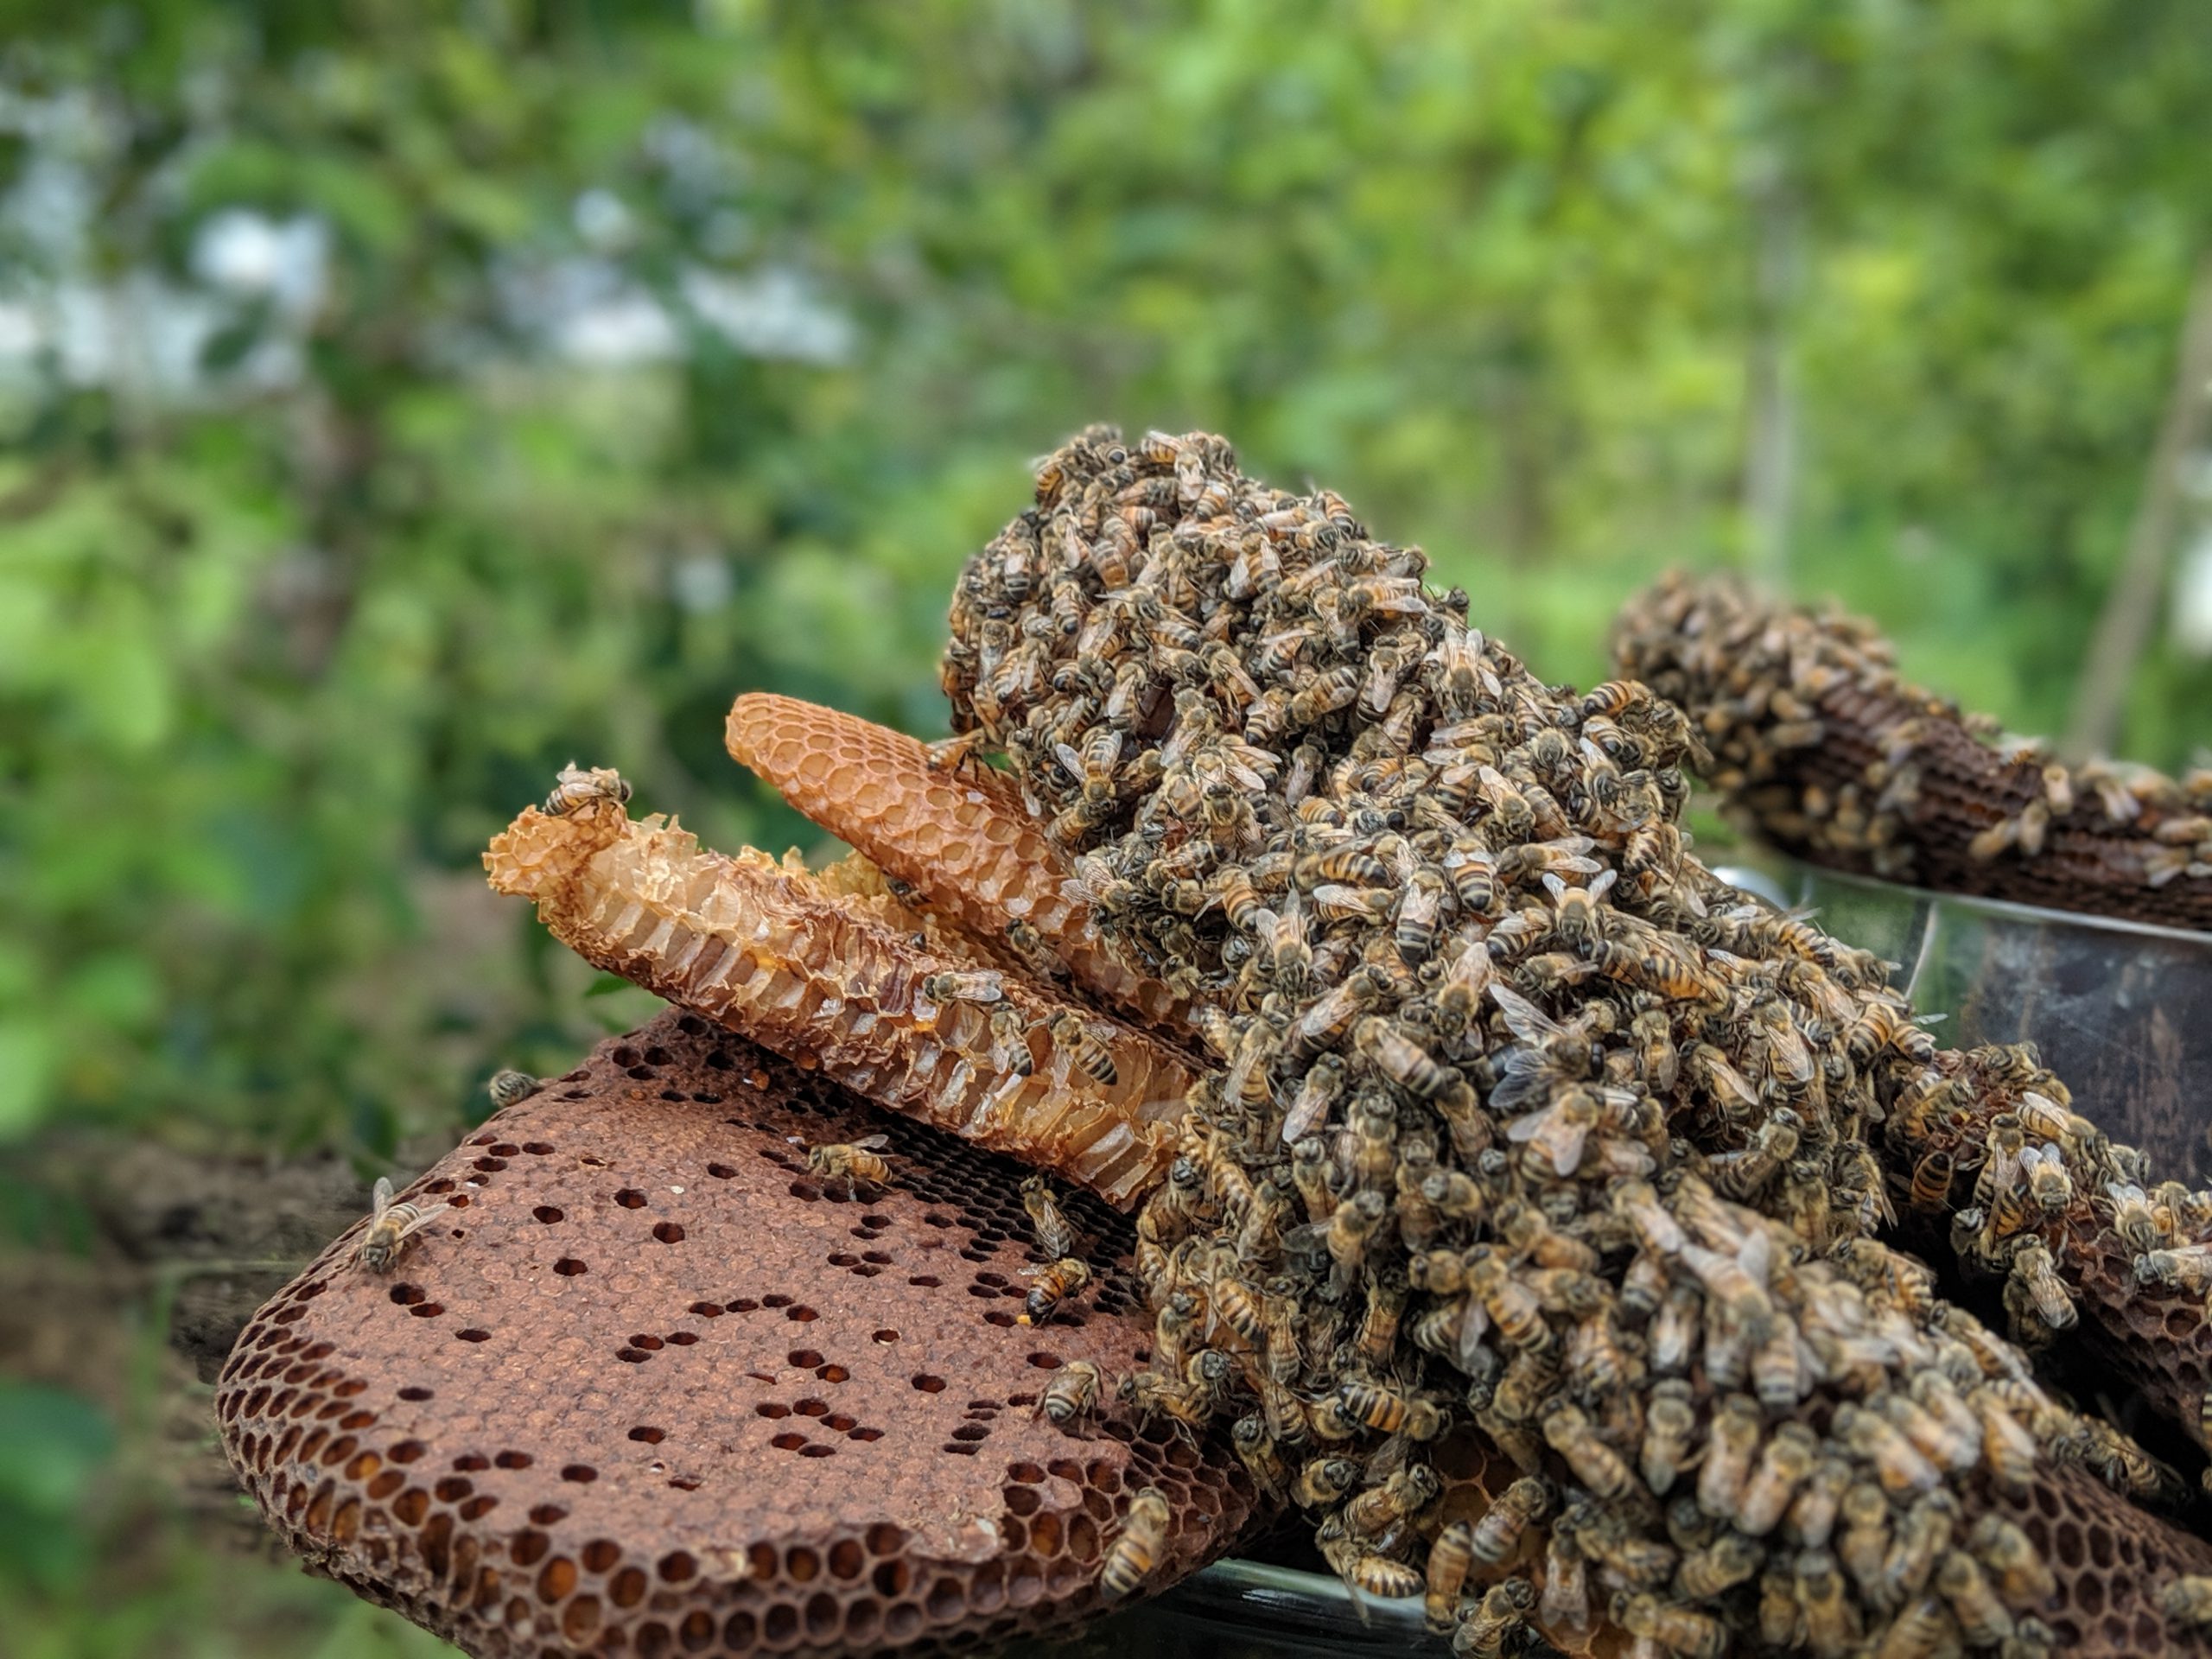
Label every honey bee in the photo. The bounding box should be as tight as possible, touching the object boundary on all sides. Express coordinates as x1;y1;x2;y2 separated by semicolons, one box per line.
1285;964;1389;1060
1453;1579;1535;1659
1293;1455;1361;1509
1684;1042;1761;1120
1288;1135;1339;1224
1468;1475;1551;1565
1305;1189;1388;1293
2006;1241;2075;1331
1328;1539;1426;1605
1345;1462;1440;1537
1710;1108;1802;1200
1677;1532;1764;1600
1639;1377;1699;1495
2138;1243;2212;1294
1019;1256;1093;1325
2159;1575;2212;1632
1964;1512;2054;1605
1537;1529;1590;1633
1100;1488;1172;1599
1834;1402;1941;1497
2105;1181;2166;1253
353;1176;443;1273
1020;1174;1077;1259
1688;1394;1763;1529
1617;1595;1726;1659
1351;1272;1409;1367
1503;1085;1602;1179
1289;664;1363;727
1046;1010;1119;1085
1120;1369;1209;1439
1392;868;1449;967
1907;1148;1955;1212
1465;1253;1552;1355
1333;1379;1447;1442
1422;1518;1476;1633
1035;1359;1106;1427
1935;1548;2013;1647
1565;1496;1677;1590
1734;1424;1822;1539
921;969;1006;1005
1351;1017;1459;1102
542;761;632;817
1230;1414;1290;1499
1649;1282;1703;1377
789;1133;893;1191
1539;1402;1638;1503
1794;1548;1863;1655
486;1068;540;1109
2018;1144;2073;1217
988;1006;1035;1077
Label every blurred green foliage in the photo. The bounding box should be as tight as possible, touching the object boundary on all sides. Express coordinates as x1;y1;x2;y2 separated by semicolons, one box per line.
3;1;2211;1650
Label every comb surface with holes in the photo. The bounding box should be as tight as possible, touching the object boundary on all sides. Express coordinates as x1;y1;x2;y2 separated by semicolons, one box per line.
216;1013;1256;1656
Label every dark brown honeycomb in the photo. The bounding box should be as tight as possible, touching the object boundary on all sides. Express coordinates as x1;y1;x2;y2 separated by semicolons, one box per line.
215;1011;1256;1656
1614;572;2212;931
1987;1460;2212;1656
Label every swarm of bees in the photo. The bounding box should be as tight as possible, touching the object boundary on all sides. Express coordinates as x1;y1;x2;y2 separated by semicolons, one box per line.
1612;574;2212;931
926;427;2196;1653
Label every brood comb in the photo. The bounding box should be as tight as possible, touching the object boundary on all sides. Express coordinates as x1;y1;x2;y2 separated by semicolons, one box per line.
1612;572;2212;931
215;1012;1258;1656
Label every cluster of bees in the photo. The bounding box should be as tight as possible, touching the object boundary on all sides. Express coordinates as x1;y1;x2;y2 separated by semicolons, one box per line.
931;428;2196;1655
1883;1039;2212;1467
1611;574;2212;906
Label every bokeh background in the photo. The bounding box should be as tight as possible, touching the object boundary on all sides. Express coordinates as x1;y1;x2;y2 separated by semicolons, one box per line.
4;3;2211;1653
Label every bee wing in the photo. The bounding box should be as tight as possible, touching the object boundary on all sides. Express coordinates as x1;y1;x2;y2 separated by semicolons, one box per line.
1503;1104;1553;1144
1488;982;1564;1042
851;1133;893;1152
372;1175;396;1217
785;1135;810;1148
1054;742;1086;781
394;1203;447;1243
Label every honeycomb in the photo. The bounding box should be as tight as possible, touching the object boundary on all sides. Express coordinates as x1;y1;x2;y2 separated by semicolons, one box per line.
1985;1459;2212;1656
1612;572;2212;931
726;693;1193;1037
1880;1042;2212;1469
215;1010;1259;1656
481;801;1192;1210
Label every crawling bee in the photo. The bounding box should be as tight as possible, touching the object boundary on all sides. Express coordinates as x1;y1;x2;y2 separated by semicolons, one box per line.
2007;1241;2076;1330
1468;1475;1550;1565
988;1006;1035;1077
788;1133;893;1191
2018;1144;2073;1217
1454;1578;1535;1659
486;1068;540;1109
921;969;1005;1004
354;1176;443;1273
1422;1518;1477;1632
1100;1487;1172;1599
1020;1173;1077;1258
2161;1574;2212;1632
1336;1379;1446;1440
542;761;631;817
1617;1594;1726;1659
1638;1377;1698;1495
1046;1010;1119;1085
1019;1256;1093;1325
1034;1359;1107;1427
